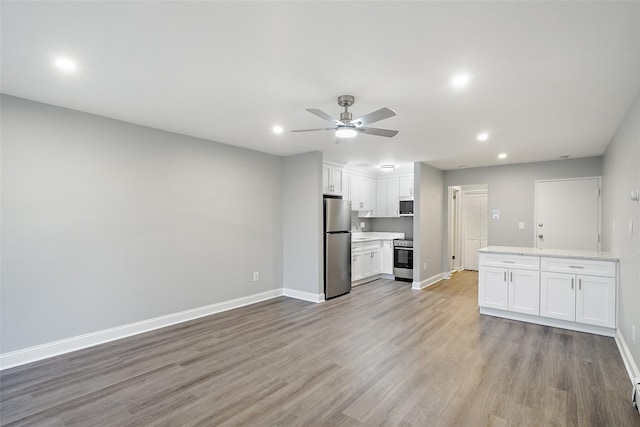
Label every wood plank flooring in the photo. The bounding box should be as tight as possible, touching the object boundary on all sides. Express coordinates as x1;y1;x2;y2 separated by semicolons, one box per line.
1;271;639;426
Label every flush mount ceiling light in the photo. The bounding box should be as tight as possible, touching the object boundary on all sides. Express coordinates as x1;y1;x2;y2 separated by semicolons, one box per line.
272;125;283;134
335;127;357;139
498;153;508;159
380;164;396;171
54;57;77;72
451;74;470;88
477;132;489;141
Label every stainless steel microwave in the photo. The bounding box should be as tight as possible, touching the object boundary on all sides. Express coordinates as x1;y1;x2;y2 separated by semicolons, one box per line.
399;198;414;216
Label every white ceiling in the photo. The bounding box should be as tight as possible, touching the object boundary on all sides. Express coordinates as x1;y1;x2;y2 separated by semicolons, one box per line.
2;1;639;171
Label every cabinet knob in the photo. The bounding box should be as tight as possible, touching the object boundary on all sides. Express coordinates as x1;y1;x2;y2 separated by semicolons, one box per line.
538;234;544;239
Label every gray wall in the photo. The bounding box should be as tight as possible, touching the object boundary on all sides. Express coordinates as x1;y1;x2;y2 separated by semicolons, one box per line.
282;152;323;295
1;95;284;353
441;157;603;272
413;162;444;282
602;90;640;374
370;217;413;237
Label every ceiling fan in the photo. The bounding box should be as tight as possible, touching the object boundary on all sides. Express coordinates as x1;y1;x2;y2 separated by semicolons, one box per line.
291;95;398;142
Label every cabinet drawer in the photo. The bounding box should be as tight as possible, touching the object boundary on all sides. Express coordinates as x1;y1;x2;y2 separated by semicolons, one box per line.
540;257;616;278
479;254;540;271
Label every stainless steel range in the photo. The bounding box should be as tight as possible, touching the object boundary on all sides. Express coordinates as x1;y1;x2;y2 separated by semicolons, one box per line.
393;238;413;282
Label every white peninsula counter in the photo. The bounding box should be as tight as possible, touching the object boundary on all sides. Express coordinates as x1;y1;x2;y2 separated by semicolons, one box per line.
478;246;618;337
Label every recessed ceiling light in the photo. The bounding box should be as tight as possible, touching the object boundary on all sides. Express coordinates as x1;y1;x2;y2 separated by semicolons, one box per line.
54;57;77;72
498;153;508;159
380;164;395;171
335;127;357;138
272;125;283;134
451;74;470;88
477;132;489;141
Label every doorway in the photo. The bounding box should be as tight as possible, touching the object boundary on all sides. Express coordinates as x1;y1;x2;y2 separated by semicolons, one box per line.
448;184;488;272
534;177;601;251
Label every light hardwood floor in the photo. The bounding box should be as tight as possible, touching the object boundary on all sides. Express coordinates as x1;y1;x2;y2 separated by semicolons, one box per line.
1;271;638;426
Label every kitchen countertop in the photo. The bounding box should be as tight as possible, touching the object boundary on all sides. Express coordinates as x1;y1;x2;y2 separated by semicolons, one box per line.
351;232;405;243
479;246;619;262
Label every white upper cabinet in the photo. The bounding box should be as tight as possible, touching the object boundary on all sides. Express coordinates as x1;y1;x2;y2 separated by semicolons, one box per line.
399;175;414;198
322;163;343;195
375;177;400;217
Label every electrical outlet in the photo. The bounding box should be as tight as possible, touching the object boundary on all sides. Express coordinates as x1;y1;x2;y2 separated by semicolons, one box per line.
360;222;365;229
633;325;636;344
253;272;259;282
518;222;525;230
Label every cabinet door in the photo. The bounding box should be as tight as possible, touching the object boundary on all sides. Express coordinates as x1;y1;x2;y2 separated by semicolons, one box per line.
362;251;373;277
399;176;414;197
508;269;540;315
540;272;575;321
352;252;363;281
370;248;381;275
331;168;343;195
376;179;388;217
382;240;394;274
362;178;376;211
576;275;616;328
387;177;400;217
322;165;332;194
350;175;362;210
479;266;508;310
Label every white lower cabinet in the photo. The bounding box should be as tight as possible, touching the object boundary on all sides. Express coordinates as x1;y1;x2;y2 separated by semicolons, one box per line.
381;240;394;274
352;240;391;283
351;243;363;282
361;242;381;277
479;251;617;336
479;265;539;315
540;271;616;328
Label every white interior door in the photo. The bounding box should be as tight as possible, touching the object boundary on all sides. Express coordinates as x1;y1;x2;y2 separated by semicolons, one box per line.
535;178;600;251
463;191;488;271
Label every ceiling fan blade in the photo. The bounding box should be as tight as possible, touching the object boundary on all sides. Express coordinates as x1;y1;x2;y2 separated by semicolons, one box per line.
306;108;343;125
359;127;399;138
291;127;335;133
351;107;396;127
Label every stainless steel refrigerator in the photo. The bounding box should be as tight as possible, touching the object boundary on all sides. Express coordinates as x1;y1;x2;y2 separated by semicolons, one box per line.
324;197;352;299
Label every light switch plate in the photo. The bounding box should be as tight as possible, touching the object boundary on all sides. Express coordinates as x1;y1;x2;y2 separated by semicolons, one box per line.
492;210;500;219
518;222;525;230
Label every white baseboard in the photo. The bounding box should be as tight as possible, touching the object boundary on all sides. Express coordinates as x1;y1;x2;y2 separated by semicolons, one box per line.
282;288;325;303
615;328;640;384
0;289;283;371
411;272;449;290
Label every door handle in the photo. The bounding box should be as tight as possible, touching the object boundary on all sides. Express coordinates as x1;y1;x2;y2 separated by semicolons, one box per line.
504;271;507;282
578;278;582;290
571;278;574;289
510;272;513;282
538;234;544;239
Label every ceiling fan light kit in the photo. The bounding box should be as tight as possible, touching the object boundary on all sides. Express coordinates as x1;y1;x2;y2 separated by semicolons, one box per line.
291;95;398;143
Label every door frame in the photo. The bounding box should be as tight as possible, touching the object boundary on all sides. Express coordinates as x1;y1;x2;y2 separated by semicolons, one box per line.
447;186;463;272
534;177;601;251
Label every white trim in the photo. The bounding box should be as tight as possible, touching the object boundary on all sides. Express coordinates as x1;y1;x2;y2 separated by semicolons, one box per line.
615;328;640;384
0;289;283;371
412;272;449;290
283;288;325;303
479;307;615;337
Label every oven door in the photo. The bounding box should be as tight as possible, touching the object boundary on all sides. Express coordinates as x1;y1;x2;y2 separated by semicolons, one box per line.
394;247;413;269
393;246;414;281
